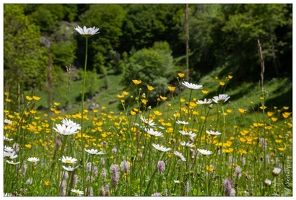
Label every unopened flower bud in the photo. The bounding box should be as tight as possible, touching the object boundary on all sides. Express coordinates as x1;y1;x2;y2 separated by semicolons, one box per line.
157;161;165;174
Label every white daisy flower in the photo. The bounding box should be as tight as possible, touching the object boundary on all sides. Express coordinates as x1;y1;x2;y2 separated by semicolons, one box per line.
176;120;189;125
84;148;105;155
197;149;213;155
145;128;163;137
180;141;195;148
182;81;203;90
206;130;221;136
4;146;14;152
62;165;79;172
71;189;84;195
4;151;13;158
179;130;196;138
6;160;20;165
3;136;13;141
173;151;186;161
62;118;81;130
7;152;18;159
60;156;78;164
74;25;99;36
27;157;40;163
4;119;12;124
152;143;172;152
212;94;230;104
197;98;212;105
174;180;180;183
140;115;156;127
264;179;272;186
53;123;80;135
272;167;281;176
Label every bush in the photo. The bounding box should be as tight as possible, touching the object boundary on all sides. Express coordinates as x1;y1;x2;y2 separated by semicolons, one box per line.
121;41;176;108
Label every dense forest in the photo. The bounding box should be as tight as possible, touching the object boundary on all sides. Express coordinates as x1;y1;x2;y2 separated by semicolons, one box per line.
4;4;292;110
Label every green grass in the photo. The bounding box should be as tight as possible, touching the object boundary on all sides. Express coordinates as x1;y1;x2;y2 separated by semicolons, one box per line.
4;69;292;196
6;66;290;197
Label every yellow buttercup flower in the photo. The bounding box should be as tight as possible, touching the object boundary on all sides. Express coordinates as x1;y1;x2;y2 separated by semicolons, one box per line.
228;75;233;79
193;111;198;115
132;80;142;85
202;90;208;94
44;181;50;186
147;85;154;91
141;99;148;104
123;91;129;96
219;81;225;86
154;110;162;116
206;165;215;171
180;98;185;103
271;117;278;122
260;105;267;110
54;110;61;114
168;86;176;92
189;102;197;108
30;110;37;114
33;96;41;101
267;111;273;116
178;73;185;78
238;149;247;155
26;96;33;101
160;96;167;101
238;108;246;114
278;147;285;151
282;112;291;118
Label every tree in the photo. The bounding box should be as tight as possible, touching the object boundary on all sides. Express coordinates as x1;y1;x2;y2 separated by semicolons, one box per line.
121;41;176;108
188;4;292;83
77;4;126;71
75;4;126;89
120;4;184;57
25;4;78;33
4;4;48;109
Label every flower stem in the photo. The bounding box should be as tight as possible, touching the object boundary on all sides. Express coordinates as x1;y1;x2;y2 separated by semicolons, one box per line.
81;36;89;195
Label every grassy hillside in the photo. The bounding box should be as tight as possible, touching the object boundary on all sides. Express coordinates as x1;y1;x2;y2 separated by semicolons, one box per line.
29;65;292;130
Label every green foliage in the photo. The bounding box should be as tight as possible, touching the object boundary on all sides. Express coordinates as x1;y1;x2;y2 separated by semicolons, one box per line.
26;4;78;33
121;41;176;107
77;4;126;72
220;4;291;78
50;40;76;67
4;4;48;109
107;50;125;75
120;4;184;57
188;4;292;83
3;4;292;114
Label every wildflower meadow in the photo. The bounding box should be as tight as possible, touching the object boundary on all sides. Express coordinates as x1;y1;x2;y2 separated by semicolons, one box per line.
3;25;292;197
